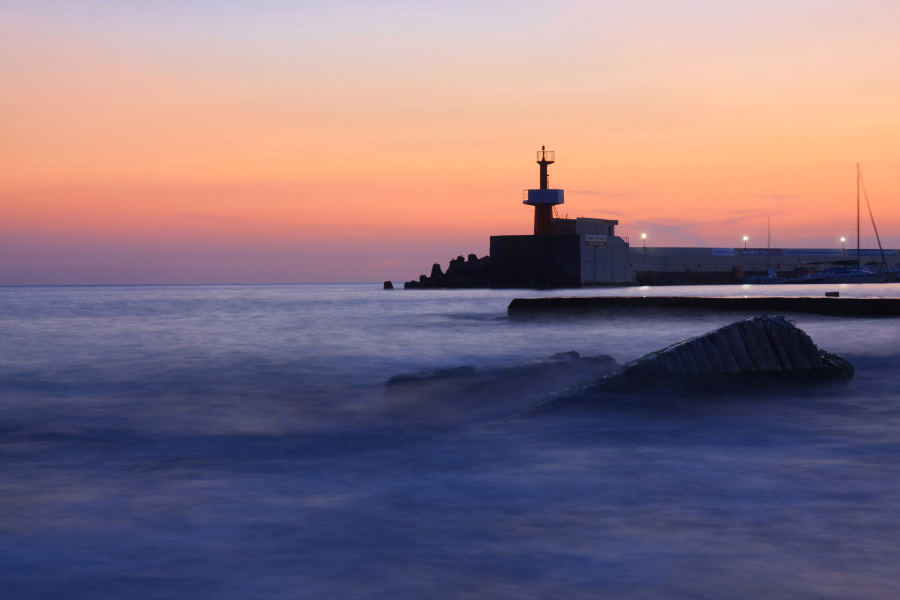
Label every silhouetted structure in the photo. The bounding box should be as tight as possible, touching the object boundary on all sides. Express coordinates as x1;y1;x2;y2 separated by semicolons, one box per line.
489;235;581;289
523;147;564;235
404;254;490;289
402;148;898;289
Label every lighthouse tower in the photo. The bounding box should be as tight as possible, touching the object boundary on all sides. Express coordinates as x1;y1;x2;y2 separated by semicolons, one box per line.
523;146;564;235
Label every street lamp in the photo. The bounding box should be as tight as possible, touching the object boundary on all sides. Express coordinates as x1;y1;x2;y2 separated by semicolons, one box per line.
841;237;846;250
743;236;749;249
641;233;647;248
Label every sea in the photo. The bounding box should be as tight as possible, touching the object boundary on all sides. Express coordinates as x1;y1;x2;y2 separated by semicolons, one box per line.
1;283;899;599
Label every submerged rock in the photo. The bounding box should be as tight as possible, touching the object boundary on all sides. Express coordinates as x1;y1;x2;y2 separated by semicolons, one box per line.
384;351;620;420
386;366;476;386
521;315;854;416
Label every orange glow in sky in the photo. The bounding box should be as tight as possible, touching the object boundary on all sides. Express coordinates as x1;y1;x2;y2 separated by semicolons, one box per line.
2;1;899;284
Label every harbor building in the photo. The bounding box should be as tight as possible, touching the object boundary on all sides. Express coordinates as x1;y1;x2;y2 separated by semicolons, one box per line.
489;148;634;288
408;148;899;289
487;148;898;288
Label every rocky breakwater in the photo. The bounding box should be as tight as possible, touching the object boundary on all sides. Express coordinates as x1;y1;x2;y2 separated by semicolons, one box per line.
404;254;490;289
521;315;854;416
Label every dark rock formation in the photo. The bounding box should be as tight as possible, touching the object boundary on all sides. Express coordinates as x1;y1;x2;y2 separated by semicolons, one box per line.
384;351;620;420
383;281;393;289
405;254;491;289
520;316;854;416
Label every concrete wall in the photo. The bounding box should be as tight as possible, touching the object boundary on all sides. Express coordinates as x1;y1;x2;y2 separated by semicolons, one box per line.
575;218;618;236
489;235;582;289
579;235;634;284
552;217;619;236
629;247;900;284
487;238;897;289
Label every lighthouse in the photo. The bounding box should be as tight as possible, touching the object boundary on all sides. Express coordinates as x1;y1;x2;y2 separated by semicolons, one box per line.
523;146;564;235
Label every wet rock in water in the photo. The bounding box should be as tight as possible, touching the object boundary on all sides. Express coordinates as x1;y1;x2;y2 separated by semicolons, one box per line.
384;352;620;420
549;350;581;361
383;281;394;289
386;366;476;386
521;315;854;417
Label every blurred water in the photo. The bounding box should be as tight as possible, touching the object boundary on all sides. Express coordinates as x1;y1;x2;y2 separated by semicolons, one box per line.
1;283;900;599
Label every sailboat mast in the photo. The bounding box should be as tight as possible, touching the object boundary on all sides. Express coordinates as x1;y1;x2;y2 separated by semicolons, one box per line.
857;163;861;268
859;166;889;268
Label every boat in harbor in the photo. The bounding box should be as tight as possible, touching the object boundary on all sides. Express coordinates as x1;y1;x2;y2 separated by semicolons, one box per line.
862;261;900;282
743;269;787;284
790;261;893;284
848;164;895;280
817;265;886;284
791;165;898;284
743;219;789;284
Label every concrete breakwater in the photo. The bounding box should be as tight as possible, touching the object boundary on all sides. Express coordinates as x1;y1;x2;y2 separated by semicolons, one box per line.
508;295;900;317
520;315;854;416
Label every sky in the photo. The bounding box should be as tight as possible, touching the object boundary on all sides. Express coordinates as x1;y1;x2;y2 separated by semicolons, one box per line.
2;0;899;284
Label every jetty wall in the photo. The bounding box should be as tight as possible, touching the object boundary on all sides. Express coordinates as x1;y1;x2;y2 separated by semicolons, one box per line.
630;247;900;285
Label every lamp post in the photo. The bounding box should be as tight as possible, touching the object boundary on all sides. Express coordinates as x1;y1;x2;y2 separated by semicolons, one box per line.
743;236;749;249
641;233;647;248
841;237;846;250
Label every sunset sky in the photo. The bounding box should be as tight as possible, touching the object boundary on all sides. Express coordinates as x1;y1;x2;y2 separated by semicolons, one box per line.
2;0;899;284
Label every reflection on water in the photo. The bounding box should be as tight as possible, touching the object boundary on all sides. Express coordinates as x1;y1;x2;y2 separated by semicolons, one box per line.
1;283;899;599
